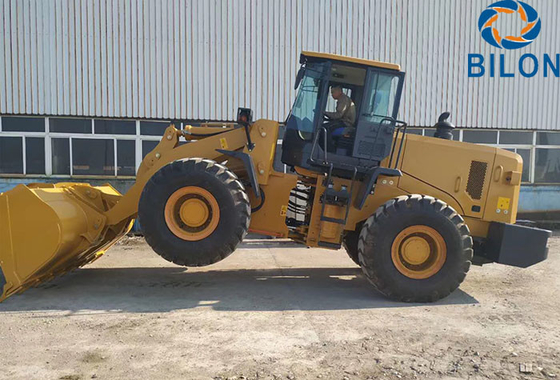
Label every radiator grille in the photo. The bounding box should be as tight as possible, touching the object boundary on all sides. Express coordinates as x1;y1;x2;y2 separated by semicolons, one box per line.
466;161;487;200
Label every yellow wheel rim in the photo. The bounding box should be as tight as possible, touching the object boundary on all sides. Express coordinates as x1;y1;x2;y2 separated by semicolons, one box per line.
391;225;447;280
164;186;220;241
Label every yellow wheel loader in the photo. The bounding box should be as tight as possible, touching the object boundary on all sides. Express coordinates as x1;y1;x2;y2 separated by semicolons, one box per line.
0;52;551;303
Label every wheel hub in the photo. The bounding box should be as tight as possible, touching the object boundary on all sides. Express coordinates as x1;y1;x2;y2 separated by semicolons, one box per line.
164;186;220;241
391;225;447;280
179;198;209;227
400;236;431;265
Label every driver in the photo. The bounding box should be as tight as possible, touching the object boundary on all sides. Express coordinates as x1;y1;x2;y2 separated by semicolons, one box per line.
324;85;356;137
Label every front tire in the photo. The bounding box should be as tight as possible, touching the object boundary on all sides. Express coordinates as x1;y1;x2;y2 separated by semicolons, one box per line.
139;158;250;267
358;195;473;302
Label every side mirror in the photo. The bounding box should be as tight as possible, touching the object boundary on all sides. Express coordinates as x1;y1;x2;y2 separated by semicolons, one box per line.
294;66;305;90
237;107;255;151
237;107;253;125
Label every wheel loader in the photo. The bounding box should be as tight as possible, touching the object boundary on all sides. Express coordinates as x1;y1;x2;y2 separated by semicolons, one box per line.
0;52;551;303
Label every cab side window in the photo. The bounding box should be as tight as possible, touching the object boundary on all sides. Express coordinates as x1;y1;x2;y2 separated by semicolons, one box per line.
361;73;400;124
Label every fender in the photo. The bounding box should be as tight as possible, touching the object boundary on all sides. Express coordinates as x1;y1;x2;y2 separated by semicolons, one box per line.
216;149;261;198
354;167;402;210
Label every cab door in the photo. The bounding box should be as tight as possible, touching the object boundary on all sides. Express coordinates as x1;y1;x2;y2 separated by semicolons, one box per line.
352;69;404;162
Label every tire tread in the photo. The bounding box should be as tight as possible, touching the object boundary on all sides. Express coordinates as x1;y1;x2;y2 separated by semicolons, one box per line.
139;158;250;267
358;195;473;303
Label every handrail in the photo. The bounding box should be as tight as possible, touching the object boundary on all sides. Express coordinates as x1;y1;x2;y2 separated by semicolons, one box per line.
309;126;329;165
309;117;408;172
388;120;408;169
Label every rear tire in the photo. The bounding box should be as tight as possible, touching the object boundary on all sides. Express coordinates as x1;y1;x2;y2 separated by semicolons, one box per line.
139;158;250;267
358;195;473;303
342;230;361;266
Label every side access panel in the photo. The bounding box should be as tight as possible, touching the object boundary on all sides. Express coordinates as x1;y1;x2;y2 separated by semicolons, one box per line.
399;134;496;219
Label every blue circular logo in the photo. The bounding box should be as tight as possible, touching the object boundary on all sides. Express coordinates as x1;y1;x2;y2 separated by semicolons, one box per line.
478;0;541;50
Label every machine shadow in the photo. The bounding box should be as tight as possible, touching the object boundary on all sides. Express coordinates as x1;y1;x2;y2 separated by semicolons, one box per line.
0;266;478;313
239;239;307;249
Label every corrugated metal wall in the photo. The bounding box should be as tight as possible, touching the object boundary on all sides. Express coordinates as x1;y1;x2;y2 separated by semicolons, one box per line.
0;0;558;129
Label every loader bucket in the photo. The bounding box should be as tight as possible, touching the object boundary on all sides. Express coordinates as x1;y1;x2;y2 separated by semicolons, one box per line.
0;183;134;302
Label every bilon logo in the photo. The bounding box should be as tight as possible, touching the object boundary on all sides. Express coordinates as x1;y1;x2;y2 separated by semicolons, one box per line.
478;0;541;50
469;1;558;78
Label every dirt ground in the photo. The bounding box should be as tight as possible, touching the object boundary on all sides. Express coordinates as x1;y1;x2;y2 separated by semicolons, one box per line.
0;233;559;380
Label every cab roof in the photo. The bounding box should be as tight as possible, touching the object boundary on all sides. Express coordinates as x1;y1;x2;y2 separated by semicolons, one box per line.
301;51;401;71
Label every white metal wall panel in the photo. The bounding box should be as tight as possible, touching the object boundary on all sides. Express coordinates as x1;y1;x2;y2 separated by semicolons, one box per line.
0;0;559;129
0;0;6;114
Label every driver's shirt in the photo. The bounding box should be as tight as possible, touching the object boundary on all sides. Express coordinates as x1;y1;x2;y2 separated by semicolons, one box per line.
325;93;356;128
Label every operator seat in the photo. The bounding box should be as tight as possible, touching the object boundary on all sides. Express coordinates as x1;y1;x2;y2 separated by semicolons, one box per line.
331;123;356;157
335;133;354;156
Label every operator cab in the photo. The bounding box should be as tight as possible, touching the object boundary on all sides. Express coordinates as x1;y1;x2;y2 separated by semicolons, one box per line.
281;52;405;177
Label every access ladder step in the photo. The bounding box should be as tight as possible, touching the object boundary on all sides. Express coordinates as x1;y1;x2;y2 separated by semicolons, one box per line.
320;216;346;225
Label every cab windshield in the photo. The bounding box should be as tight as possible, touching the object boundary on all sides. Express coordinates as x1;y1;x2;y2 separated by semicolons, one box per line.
286;62;329;137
